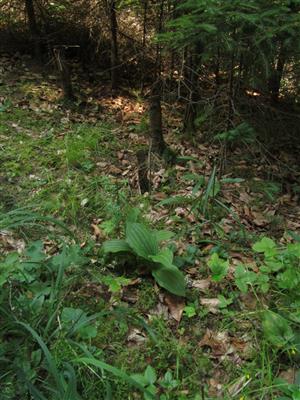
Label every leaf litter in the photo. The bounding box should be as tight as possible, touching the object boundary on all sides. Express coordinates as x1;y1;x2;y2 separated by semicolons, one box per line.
1;53;300;397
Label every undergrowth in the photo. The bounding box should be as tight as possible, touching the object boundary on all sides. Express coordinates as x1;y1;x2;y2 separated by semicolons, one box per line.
1;60;300;400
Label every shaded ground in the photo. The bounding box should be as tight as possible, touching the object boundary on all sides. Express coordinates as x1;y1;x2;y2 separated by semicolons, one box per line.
1;52;300;399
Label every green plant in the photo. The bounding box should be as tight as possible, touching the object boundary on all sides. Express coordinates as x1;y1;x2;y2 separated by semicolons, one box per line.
183;305;197;318
103;216;185;296
208;252;229;282
252;237;300;293
159;166;222;219
275;369;300;400
0;238;89;398
131;366;180;400
262;310;294;348
215;122;256;144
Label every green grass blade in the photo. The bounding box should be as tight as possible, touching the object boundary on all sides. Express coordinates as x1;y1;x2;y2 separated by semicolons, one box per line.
74;357;156;399
17;322;65;395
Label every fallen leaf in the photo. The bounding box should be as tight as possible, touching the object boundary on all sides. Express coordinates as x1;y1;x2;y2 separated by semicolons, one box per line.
199;329;231;356
91;224;105;240
191;279;211;291
200;298;221;314
108;165;123;174
127;328;146;346
251;211;269;227
227;375;251;397
278;368;296;384
164;293;185;322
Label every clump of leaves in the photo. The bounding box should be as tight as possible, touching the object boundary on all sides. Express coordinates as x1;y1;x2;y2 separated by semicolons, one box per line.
215;122;256;144
103;212;185;297
208;253;229;281
131;366;179;400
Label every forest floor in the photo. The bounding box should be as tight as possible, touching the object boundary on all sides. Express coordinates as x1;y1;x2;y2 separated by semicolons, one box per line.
1;53;300;400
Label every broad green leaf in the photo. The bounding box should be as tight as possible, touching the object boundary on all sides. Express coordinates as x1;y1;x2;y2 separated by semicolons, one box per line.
183;305;197;318
208;253;229;282
234;264;257;293
126;207;140;223
103;239;132;254
277;268;299;290
126;223;158;258
61;307;97;339
262;311;294;347
25;241;45;263
0;252;20;286
102;275;131;293
155;230;175;242
144;366;157;385
145;384;157;400
256;273;270;293
252;237;277;257
152;266;185;296
50;245;86;270
287;243;300;258
218;295;233;308
149;248;174;268
264;259;283;272
131;373;147;387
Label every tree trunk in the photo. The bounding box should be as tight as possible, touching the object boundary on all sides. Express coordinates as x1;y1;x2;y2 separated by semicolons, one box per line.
107;0;119;90
25;0;41;60
183;42;203;135
54;47;75;101
140;0;148;90
269;45;286;102
155;0;165;80
136;149;150;194
148;94;166;155
226;51;235;131
183;67;198;134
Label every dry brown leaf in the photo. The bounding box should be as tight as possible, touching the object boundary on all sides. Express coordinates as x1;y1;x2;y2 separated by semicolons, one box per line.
117;151;124;160
152;192;167;201
127;328;146;346
251;211;269;227
91;224;105;240
278;368;296;384
164;293;185;322
227;375;251;397
208;379;223;398
108;165;123;174
202;244;214;253
0;231;25;253
191;279;211;291
97;161;108;168
186;267;198;275
199;329;230;356
243;205;251;217
200;298;220;314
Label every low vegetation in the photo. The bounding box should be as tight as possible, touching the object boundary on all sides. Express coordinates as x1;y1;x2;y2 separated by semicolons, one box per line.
1;1;300;398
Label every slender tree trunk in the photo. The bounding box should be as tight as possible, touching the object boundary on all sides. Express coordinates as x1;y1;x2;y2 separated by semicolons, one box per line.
136;149;150;193
269;44;286;102
155;0;165;80
226;51;235;131
140;0;148;90
183;42;203;135
54;46;75;101
215;47;221;89
25;0;41;60
107;0;119;90
148;94;166;155
183;62;198;134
